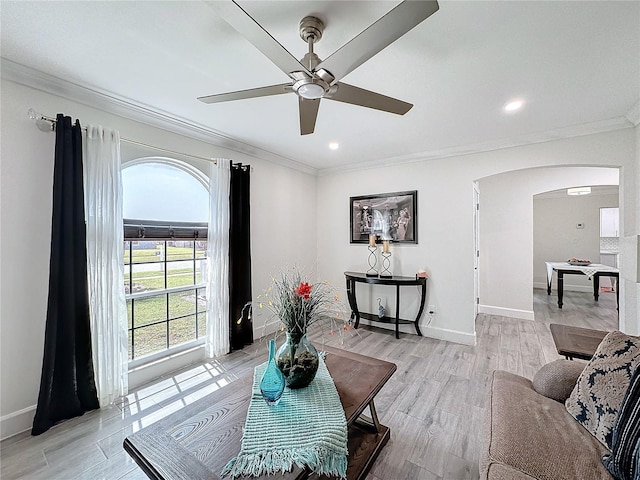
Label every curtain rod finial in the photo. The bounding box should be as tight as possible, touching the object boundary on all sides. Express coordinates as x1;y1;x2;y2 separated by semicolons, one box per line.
29;108;55;132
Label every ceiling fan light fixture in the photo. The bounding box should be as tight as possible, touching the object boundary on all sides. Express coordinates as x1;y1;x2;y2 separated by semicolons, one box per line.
297;82;326;100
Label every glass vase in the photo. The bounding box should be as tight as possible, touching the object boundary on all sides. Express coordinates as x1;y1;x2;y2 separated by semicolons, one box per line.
260;338;285;406
275;332;319;389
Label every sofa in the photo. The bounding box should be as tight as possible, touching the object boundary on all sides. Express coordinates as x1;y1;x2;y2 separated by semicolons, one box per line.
480;329;640;480
480;361;613;480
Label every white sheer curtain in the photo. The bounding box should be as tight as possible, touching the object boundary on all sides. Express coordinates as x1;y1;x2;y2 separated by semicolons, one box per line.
83;125;128;406
206;159;231;357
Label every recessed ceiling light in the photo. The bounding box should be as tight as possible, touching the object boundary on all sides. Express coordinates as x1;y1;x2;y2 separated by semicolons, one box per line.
329;142;339;150
567;187;591;196
504;99;524;112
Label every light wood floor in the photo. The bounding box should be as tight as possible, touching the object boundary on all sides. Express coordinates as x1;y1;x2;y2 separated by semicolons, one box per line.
1;289;619;480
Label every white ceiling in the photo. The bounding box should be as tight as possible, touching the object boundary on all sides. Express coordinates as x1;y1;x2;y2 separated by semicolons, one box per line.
2;1;639;173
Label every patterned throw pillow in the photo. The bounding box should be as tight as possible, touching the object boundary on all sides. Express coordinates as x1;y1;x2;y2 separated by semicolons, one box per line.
565;331;640;448
602;363;640;479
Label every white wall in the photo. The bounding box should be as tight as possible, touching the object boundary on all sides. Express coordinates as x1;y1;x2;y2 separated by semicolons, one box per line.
477;167;618;319
0;79;317;439
624;125;640;334
533;192;618;291
317;129;637;346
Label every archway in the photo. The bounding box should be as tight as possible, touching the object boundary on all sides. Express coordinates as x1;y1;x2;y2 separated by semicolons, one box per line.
475;166;619;322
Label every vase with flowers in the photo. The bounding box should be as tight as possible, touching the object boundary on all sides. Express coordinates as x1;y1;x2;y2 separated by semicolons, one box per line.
260;268;344;389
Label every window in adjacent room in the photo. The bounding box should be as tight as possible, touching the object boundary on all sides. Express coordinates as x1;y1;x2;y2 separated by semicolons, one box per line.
122;159;209;363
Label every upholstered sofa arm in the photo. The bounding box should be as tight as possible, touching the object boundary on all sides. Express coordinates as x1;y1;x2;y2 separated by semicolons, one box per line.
532;359;586;403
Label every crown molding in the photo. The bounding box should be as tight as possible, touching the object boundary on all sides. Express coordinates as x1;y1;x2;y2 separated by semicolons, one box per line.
625;100;640;127
318;116;634;176
1;58;317;176
4;58;636;179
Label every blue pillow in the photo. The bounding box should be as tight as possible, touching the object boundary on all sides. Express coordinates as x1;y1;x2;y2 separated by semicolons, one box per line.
603;363;640;479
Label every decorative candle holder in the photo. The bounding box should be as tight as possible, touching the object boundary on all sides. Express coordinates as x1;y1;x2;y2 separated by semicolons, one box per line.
366;245;379;277
380;252;392;278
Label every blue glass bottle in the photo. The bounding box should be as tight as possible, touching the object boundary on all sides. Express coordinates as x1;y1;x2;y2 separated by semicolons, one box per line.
260;338;285;406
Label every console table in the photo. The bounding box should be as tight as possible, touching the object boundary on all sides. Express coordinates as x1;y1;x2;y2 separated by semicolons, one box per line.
344;271;427;339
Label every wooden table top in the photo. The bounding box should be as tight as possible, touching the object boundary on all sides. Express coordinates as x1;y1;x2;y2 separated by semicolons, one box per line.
123;345;396;480
549;324;609;360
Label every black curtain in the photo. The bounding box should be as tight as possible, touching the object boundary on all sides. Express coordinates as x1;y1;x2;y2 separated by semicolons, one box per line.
229;163;253;350
32;115;99;436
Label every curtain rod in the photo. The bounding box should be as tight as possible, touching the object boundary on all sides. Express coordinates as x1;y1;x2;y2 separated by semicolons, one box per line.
27;108;223;166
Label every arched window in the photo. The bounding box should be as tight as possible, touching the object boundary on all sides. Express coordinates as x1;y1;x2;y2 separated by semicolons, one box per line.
122;159;209;362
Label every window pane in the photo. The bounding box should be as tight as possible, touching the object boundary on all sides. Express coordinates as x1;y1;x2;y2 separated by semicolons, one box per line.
127;299;133;329
167;260;195;288
122;163;208;223
130;241;162;264
169;290;196;318
128;329;133;361
132;263;166;293
196;287;207;338
133;323;168;358
124;241;131;265
166;242;194;261
195;258;206;284
196;241;207;259
197;311;206;338
169;315;197;347
133;295;167;328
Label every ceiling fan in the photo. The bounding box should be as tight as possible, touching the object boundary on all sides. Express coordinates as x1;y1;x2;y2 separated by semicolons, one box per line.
199;0;440;135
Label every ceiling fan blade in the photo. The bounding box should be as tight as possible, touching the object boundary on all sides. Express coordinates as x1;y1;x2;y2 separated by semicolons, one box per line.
198;83;292;104
299;98;320;135
316;0;439;84
325;83;412;115
206;0;311;77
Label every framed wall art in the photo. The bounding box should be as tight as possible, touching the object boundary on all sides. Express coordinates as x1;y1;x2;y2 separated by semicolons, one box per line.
350;190;417;244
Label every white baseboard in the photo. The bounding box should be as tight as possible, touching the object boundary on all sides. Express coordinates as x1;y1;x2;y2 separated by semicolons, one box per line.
358;319;476;346
422;324;477;346
1;404;36;441
533;282;593;293
478;304;535;321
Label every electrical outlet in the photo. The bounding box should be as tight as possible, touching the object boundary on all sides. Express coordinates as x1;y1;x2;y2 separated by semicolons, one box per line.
428;304;436;315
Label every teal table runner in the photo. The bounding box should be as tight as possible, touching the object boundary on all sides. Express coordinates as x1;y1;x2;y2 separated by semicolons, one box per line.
222;355;348;478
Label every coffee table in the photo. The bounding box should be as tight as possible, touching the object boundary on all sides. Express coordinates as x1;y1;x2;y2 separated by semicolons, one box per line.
549;324;608;360
123;346;396;480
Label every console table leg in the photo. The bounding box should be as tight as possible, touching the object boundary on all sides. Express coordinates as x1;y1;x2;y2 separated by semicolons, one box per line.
346;278;361;329
414;280;426;336
395;285;400;339
557;273;564;309
593;275;600;302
